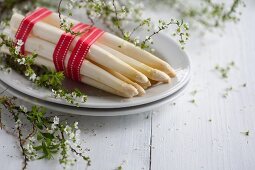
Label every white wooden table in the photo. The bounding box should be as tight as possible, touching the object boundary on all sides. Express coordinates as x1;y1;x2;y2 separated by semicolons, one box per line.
1;1;255;169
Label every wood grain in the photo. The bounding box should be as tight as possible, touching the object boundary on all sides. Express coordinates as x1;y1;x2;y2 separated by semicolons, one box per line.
150;1;255;169
1;0;255;170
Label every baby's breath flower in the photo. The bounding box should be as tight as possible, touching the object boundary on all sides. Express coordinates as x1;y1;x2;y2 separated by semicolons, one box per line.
53;116;59;125
71;92;77;98
17;39;24;46
20;105;28;113
17;58;26;65
74;122;78;129
51;116;60;130
15;119;22;128
14;39;24;55
29;73;37;82
64;125;72;134
15;46;21;55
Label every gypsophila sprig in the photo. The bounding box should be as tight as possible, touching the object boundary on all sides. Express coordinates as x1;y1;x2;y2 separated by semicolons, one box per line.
52;89;87;106
150;0;245;30
0;96;91;170
58;0;94;36
58;0;189;50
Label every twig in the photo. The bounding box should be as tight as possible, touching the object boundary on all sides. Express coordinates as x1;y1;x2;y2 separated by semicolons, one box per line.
17;126;29;170
24;123;36;141
129;22;144;38
112;0;125;37
58;0;94;36
142;21;173;44
69;145;91;166
58;0;63;19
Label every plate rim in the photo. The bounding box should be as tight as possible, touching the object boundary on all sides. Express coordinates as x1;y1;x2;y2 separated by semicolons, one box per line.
0;79;189;116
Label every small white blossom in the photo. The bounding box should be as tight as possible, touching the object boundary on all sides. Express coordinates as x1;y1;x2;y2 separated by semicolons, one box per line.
53;116;60;125
51;116;59;130
17;58;26;65
15;46;21;55
64;125;72;134
29;73;37;82
17;39;24;46
69;132;75;139
74;122;78;129
15;119;22;128
71;92;77;98
19;105;28;113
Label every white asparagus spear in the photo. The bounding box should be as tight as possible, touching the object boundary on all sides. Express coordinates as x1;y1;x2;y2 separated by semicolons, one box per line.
40;12;176;77
10;13;149;84
137;81;151;90
108;71;146;96
97;44;171;83
80;76;133;98
5;32;139;98
90;61;146;96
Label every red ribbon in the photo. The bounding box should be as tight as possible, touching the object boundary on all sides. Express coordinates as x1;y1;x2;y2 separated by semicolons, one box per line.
66;24;104;81
53;23;89;72
15;7;52;54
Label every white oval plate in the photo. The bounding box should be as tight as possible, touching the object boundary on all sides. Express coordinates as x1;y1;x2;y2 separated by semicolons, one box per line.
0;79;188;116
0;33;190;109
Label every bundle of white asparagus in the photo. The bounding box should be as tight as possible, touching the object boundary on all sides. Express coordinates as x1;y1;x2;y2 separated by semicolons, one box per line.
0;11;176;98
